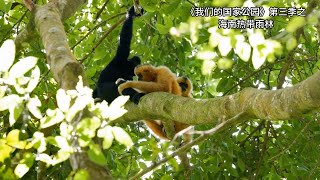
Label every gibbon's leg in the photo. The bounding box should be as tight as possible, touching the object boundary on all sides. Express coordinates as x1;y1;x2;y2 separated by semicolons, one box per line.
143;120;169;140
118;81;169;94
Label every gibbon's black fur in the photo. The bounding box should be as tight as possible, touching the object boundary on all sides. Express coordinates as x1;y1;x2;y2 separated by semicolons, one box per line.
93;6;143;103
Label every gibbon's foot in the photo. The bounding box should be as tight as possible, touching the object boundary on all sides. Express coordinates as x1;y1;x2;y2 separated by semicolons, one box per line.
115;78;127;85
131;92;145;104
128;6;144;17
116;78;144;104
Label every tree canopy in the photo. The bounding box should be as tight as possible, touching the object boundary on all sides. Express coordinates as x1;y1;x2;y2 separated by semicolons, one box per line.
0;0;319;179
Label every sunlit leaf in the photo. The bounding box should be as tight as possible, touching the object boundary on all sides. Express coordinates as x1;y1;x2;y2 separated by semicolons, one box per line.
112;126;133;149
248;31;265;47
66;94;92;122
27;66;40;93
0;39;15;72
40;109;64;129
56;89;71;112
14;152;34;178
77;117;101;138
27;97;42;119
6;129;26;149
0;94;20;111
109;95;129;109
197;50;217;60
104;96;129;120
74;169;89;180
26;132;46;153
201;59;216;75
9;56;38;78
0;86;7;98
60;122;73;138
36;153;53;165
235;41;251;62
52;150;71;165
97;126;114;149
252;47;266;69
286;37;297;51
0;139;14;163
286;17;305;33
217;58;233;70
14;164;29;178
208;27;221;48
218;36;232;56
87;144;107;166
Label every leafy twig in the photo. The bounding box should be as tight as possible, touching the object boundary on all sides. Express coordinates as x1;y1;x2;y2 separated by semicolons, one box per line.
130;112;247;180
79;16;126;63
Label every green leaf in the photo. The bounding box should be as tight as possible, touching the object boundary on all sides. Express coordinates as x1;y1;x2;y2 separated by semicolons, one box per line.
74;169;89;180
87;144;107;166
237;158;245;172
76;117;101;138
0;139;14;163
161;0;181;14
9;56;38;78
217;58;233;70
286;37;297;51
6;129;26;149
0;39;15;72
156;23;169;35
112;126;133;149
140;0;157;12
9;103;23;126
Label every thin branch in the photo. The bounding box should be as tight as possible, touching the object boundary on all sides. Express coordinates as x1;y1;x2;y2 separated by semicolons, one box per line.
79;16;126;63
94;0;109;23
277;0;319;89
239;120;265;147
1;10;28;44
268;119;313;161
130;112;247;180
71;12;126;50
255;121;271;177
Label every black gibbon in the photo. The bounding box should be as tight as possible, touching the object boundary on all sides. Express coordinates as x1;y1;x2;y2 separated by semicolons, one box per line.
92;6;143;103
118;65;193;140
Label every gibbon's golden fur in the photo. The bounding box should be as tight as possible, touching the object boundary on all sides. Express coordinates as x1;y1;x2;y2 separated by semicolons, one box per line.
118;65;193;140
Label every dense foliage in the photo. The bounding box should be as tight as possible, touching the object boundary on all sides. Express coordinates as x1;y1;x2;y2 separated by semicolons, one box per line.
0;0;319;179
